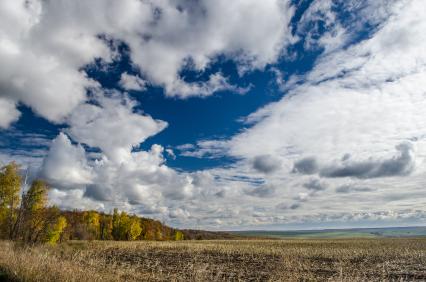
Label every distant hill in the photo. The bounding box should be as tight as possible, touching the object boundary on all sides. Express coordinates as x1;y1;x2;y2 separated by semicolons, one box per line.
231;226;426;239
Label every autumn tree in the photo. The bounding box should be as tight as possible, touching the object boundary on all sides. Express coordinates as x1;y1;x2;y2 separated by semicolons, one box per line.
111;209;143;240
83;211;100;240
174;230;184;241
46;215;67;244
128;217;142;240
0;162;21;239
99;214;113;240
115;211;130;240
1;162;187;243
112;208;121;239
19;179;49;242
12;178;67;244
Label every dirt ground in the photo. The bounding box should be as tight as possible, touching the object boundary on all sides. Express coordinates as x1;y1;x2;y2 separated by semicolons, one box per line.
1;238;426;281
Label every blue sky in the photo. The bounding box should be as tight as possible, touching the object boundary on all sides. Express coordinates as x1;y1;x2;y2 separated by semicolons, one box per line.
1;0;426;230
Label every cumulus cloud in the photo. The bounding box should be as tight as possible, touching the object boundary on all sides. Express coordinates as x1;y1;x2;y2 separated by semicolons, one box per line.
0;0;295;128
41;133;93;189
292;157;318;175
292;143;415;179
227;0;426;185
244;184;276;198
0;0;297;227
67;93;167;163
252;155;282;174
119;72;147;91
3;0;426;229
128;0;295;96
42;130;197;216
169;208;190;220
303;178;327;191
182;0;426;227
0;0;103;123
0;98;20;128
230;0;426;161
320;143;415;179
335;184;375;194
49;188;105;212
84;184;112;202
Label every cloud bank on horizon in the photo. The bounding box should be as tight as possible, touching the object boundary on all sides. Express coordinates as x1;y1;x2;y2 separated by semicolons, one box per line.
1;0;426;229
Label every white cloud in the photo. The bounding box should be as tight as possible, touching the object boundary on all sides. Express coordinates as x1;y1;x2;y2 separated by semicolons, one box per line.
0;0;295;128
167;73;251;98
0;0;105;123
1;0;296;228
165;148;176;160
173;0;426;228
49;188;105;212
3;0;426;229
297;0;348;53
125;0;295;96
67;93;167;163
231;67;426;168
41;133;93;189
252;155;282;174
119;72;146;91
0;98;20;128
178;139;229;159
37;89;198;216
40;128;197;216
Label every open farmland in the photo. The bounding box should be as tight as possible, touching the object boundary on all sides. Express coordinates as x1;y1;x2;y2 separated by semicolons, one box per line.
1;238;426;281
232;226;426;239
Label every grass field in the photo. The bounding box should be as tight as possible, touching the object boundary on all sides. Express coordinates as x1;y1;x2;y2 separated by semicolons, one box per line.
0;238;426;281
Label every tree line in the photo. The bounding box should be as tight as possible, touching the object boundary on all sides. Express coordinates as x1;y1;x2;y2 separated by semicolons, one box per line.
0;162;184;244
61;209;184;241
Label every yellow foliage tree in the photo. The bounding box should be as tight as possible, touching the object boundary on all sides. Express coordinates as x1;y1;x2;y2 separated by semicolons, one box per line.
99;214;113;240
83;211;100;240
129;218;142;240
174;230;184;241
21;180;49;242
112;208;123;240
112;210;143;240
0;162;21;239
46;216;67;245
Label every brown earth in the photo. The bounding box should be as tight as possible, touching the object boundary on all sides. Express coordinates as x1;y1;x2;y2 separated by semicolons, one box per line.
1;238;426;281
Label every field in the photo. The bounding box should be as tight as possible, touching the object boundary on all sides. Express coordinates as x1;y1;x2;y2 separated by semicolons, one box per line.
232;226;426;239
1;238;426;281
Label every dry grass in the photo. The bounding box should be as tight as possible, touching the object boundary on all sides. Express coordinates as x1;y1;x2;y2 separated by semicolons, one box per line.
0;238;425;281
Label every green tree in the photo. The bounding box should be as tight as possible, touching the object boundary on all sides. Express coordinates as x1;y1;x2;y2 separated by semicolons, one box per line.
0;162;22;239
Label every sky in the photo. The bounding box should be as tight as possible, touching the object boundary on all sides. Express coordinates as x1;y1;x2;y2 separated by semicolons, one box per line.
1;0;426;230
